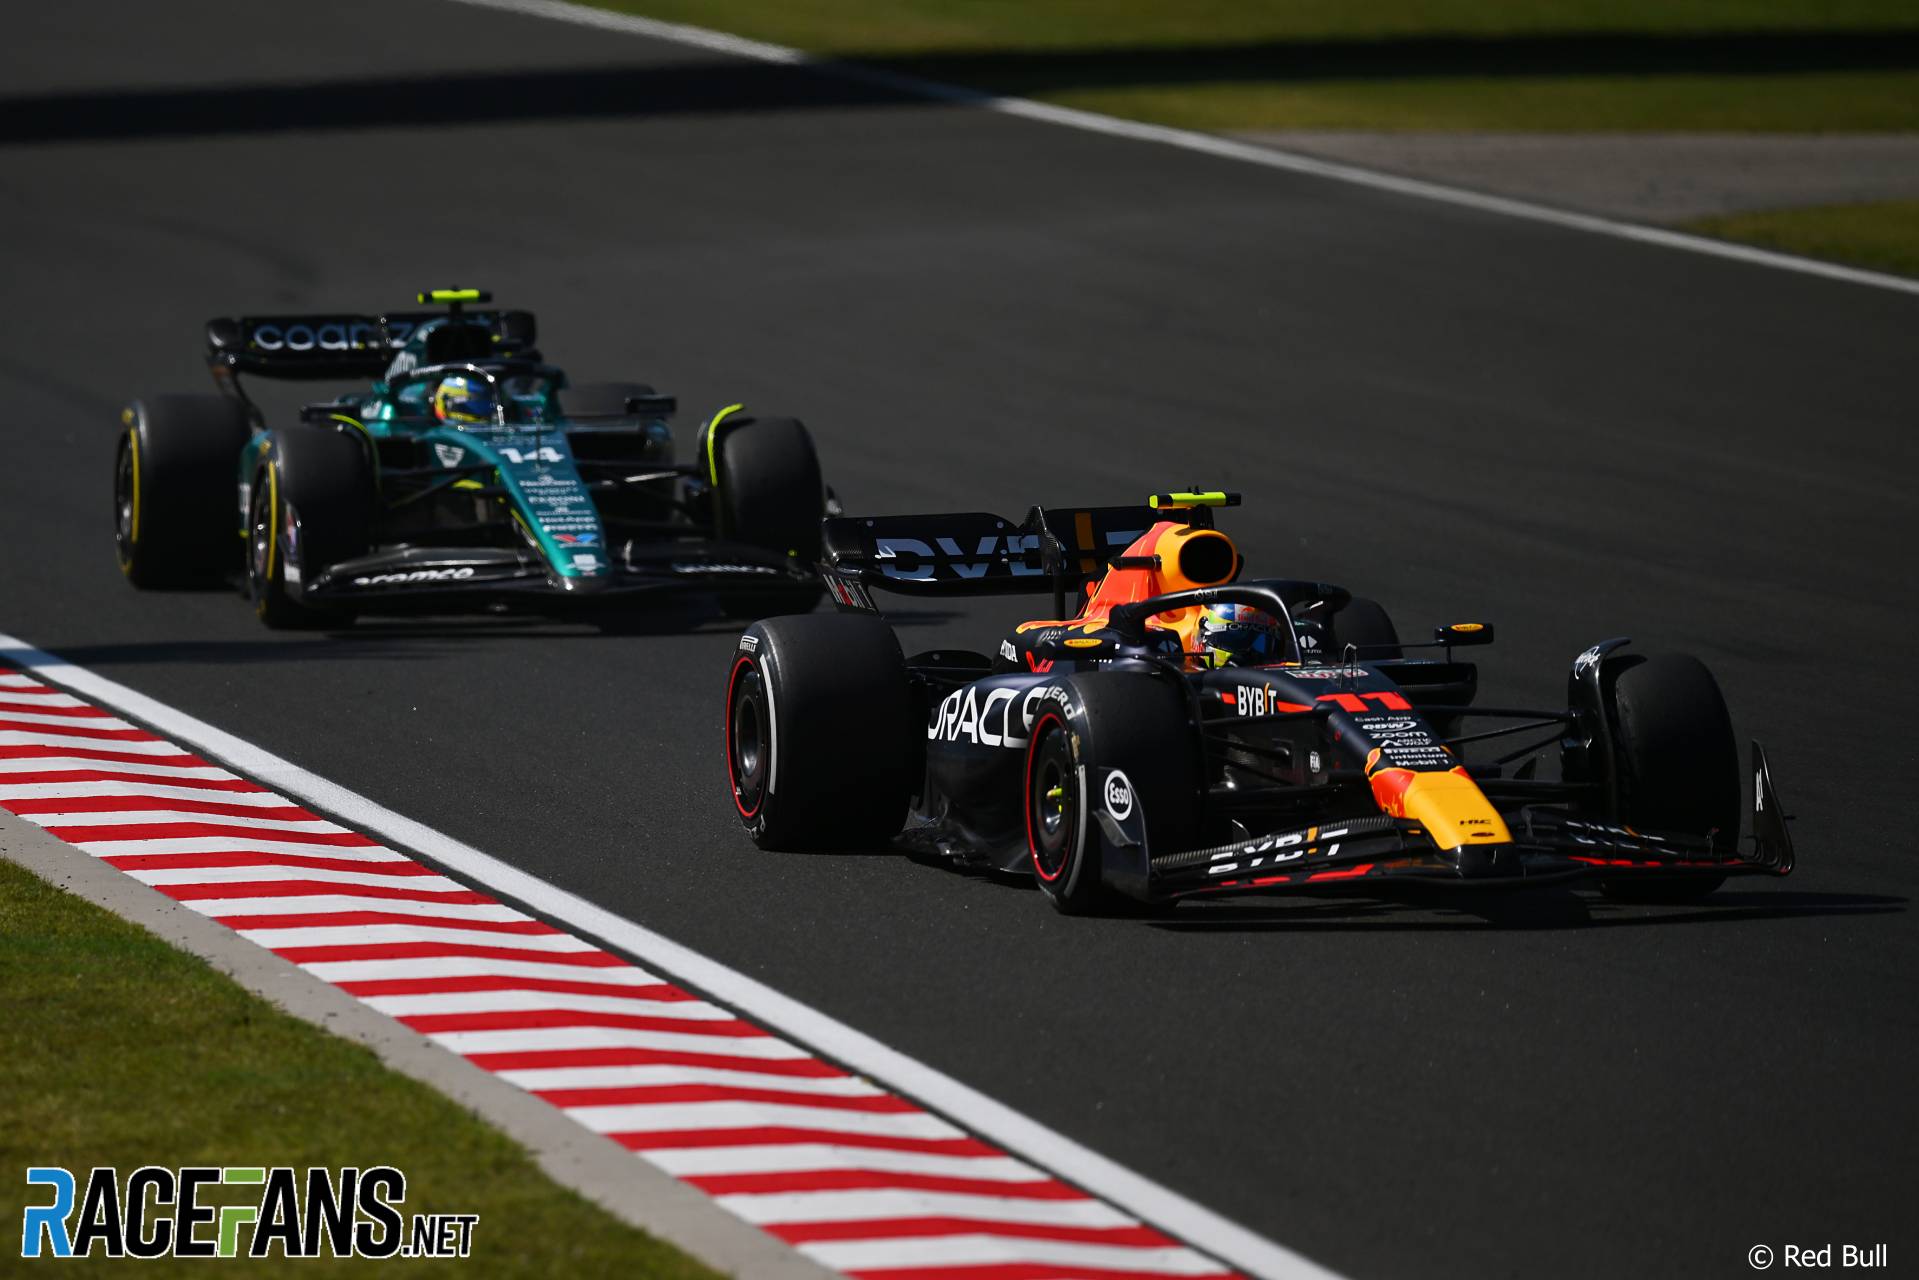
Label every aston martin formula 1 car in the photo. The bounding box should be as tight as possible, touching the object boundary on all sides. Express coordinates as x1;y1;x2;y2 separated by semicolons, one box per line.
115;289;826;626
723;492;1795;913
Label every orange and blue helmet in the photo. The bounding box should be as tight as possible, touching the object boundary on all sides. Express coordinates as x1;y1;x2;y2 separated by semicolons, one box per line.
1197;602;1287;668
433;374;495;424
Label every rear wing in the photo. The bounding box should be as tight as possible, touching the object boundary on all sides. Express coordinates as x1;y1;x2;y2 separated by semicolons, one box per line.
204;308;537;381
819;504;1159;615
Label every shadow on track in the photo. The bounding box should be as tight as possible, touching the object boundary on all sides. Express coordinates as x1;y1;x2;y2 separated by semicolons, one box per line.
779;840;1903;932
8;600;963;674
1151;888;1904;933
3;28;1915;145
1;619;718;669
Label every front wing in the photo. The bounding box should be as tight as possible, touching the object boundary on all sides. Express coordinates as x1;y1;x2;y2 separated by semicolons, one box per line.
1141;743;1795;900
298;541;819;612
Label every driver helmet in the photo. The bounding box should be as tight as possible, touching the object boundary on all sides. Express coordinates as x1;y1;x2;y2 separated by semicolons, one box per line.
433;374;495;423
1197;602;1288;668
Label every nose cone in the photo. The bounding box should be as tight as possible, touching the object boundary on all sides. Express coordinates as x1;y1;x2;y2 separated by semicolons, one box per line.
1368;763;1513;859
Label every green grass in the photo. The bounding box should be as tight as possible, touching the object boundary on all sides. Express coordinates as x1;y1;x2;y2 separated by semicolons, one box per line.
1683;200;1919;277
600;0;1919;130
1037;72;1919;133
0;858;720;1276
601;1;1919;51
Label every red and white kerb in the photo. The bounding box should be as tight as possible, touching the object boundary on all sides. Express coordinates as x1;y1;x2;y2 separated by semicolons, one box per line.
0;667;1235;1280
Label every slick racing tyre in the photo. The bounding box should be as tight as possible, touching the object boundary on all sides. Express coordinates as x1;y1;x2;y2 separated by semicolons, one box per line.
1330;596;1401;660
246;425;373;630
710;414;827;618
115;395;251;587
725;614;915;850
1026;672;1201;916
712;414;825;563
1598;653;1740;901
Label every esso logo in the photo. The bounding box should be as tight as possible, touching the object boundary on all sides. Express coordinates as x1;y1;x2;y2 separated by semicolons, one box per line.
1103;770;1134;821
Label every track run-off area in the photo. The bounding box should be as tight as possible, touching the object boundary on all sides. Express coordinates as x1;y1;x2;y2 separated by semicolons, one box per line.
2;1;1915;1276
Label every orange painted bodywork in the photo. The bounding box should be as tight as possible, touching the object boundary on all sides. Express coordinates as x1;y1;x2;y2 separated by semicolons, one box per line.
1368;762;1512;851
1014;521;1238;654
1014;518;1514;854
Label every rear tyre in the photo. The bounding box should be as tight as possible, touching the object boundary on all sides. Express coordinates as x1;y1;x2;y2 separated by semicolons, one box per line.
246;426;373;630
1027;672;1201;915
1330;596;1401;660
725;615;915;850
1599;653;1739;901
115;395;251;587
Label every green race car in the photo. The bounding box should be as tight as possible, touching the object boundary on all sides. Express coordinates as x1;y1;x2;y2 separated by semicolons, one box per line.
115;289;829;627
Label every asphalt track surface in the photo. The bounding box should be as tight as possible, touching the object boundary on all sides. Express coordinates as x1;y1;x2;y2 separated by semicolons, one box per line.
4;3;1916;1276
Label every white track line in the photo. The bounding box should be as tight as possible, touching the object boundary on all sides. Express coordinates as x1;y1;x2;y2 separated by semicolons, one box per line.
445;0;1919;299
0;632;1336;1280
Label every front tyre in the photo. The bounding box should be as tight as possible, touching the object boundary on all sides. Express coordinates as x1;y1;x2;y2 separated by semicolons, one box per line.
246;426;373;630
1026;672;1201;915
713;415;825;561
710;415;827;618
1026;712;1095;911
725;614;915;850
1599;652;1740;901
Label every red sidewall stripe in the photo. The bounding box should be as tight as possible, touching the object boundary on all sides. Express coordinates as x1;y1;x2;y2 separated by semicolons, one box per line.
1025;712;1071;884
724;653;765;821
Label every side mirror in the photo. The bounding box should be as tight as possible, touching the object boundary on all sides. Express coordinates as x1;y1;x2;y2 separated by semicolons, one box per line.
1435;622;1495;647
625;393;678;416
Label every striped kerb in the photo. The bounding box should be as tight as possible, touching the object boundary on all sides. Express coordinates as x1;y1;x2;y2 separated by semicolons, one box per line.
0;667;1235;1280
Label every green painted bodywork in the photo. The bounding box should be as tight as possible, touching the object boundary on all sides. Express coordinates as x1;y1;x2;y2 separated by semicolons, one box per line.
240;317;670;583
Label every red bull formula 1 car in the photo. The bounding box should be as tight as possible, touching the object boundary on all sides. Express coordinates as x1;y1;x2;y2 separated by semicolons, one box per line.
115;289;827;627
722;491;1795;913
